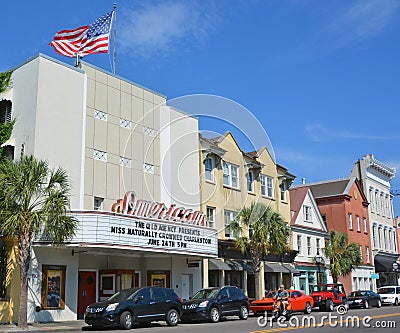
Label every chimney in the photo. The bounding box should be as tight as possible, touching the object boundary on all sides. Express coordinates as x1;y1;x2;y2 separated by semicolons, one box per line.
302;178;306;185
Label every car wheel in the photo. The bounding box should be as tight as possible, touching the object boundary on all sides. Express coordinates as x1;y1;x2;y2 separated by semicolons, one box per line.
304;302;312;314
377;300;382;308
238;305;249;320
120;311;132;330
166;309;179;326
364;300;369;309
325;299;334;312
209;307;220;323
394;298;399;306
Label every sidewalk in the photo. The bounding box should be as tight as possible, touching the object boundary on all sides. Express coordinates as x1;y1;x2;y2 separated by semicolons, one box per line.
0;321;86;333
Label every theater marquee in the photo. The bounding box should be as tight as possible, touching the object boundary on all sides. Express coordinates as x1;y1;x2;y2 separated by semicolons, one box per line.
69;192;217;257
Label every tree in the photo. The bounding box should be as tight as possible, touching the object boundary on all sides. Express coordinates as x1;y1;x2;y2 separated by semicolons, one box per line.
230;202;290;299
0;71;12;94
0;155;78;329
0;70;15;158
322;230;362;284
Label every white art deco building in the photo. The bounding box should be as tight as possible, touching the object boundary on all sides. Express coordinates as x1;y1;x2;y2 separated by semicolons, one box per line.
0;54;217;322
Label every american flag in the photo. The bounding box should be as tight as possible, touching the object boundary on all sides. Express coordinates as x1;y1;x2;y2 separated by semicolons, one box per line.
49;11;113;57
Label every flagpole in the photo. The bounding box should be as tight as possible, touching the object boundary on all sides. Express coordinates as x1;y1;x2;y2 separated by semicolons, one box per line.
113;3;117;75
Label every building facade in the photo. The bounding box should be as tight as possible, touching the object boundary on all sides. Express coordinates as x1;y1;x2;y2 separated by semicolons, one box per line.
0;54;217;323
289;186;330;294
199;132;297;299
303;178;374;294
351;154;399;287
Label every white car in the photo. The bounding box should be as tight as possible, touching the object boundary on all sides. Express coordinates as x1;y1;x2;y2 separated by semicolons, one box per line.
377;286;400;306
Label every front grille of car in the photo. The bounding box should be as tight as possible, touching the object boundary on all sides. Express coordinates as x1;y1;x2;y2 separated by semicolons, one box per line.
87;307;104;313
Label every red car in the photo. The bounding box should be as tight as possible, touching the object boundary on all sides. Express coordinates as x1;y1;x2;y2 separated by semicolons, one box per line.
250;290;314;315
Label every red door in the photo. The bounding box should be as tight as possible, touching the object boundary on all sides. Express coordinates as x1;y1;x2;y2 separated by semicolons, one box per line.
77;271;96;319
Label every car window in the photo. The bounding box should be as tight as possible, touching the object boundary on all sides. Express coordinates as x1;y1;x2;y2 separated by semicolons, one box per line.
108;288;140;301
350;291;365;297
136;288;152;301
229;287;244;299
397;287;400;294
378;287;395;294
219;288;229;299
153;287;166;299
291;291;301;298
165;288;175;297
192;289;219;299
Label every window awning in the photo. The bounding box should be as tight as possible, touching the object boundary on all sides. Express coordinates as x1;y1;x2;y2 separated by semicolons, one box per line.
208;258;232;271
283;264;301;275
1;137;15;147
374;254;399;272
264;262;290;273
225;260;254;273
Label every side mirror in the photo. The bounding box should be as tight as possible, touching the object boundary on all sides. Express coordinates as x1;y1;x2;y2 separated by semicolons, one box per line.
189;296;192;299
293;295;298;299
135;295;144;303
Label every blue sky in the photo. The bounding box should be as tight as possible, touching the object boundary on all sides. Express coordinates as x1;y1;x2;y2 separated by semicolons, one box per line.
2;0;400;215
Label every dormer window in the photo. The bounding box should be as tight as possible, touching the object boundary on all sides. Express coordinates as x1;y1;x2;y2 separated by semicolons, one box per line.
247;171;254;192
280;182;287;201
303;205;312;222
204;157;214;182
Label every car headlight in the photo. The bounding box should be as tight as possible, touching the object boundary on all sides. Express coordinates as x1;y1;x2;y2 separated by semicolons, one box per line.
355;299;362;303
198;301;209;308
105;303;119;311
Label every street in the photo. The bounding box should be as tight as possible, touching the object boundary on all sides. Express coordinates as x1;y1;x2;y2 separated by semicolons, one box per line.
77;306;400;333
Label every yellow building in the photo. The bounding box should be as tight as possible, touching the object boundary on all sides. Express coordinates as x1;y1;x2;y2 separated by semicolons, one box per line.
0;237;20;324
199;132;297;298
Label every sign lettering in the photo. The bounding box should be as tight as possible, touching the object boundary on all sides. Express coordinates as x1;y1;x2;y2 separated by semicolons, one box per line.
111;191;206;226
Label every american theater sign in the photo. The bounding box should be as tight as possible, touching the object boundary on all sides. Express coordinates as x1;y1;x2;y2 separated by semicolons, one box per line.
70;191;218;257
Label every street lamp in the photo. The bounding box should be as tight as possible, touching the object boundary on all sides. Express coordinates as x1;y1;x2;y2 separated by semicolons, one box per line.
315;255;325;284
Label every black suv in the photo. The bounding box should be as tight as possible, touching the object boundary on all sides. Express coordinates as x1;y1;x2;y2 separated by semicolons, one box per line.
181;286;249;323
84;286;182;329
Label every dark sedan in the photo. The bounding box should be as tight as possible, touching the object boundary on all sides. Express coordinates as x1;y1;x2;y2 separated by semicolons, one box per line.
346;290;381;309
181;286;250;323
84;286;182;329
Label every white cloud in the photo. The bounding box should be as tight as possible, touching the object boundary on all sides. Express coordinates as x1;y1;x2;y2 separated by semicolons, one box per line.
327;0;400;45
119;1;220;58
291;0;400;61
305;123;398;142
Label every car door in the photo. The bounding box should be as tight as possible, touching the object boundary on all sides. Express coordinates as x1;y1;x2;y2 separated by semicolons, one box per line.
133;287;157;321
152;287;168;319
364;291;373;306
290;291;302;311
228;287;242;314
218;288;232;315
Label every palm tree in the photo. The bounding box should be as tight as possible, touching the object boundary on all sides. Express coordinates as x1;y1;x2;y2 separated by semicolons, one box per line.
323;230;362;283
230;202;290;299
0;155;78;329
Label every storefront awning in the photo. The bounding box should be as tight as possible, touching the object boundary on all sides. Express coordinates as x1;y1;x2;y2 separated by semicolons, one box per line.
374;254;399;272
209;258;232;271
225;260;254;273
264;262;290;273
283;264;301;276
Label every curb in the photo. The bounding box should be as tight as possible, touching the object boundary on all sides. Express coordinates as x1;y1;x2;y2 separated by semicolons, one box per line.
0;323;85;333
